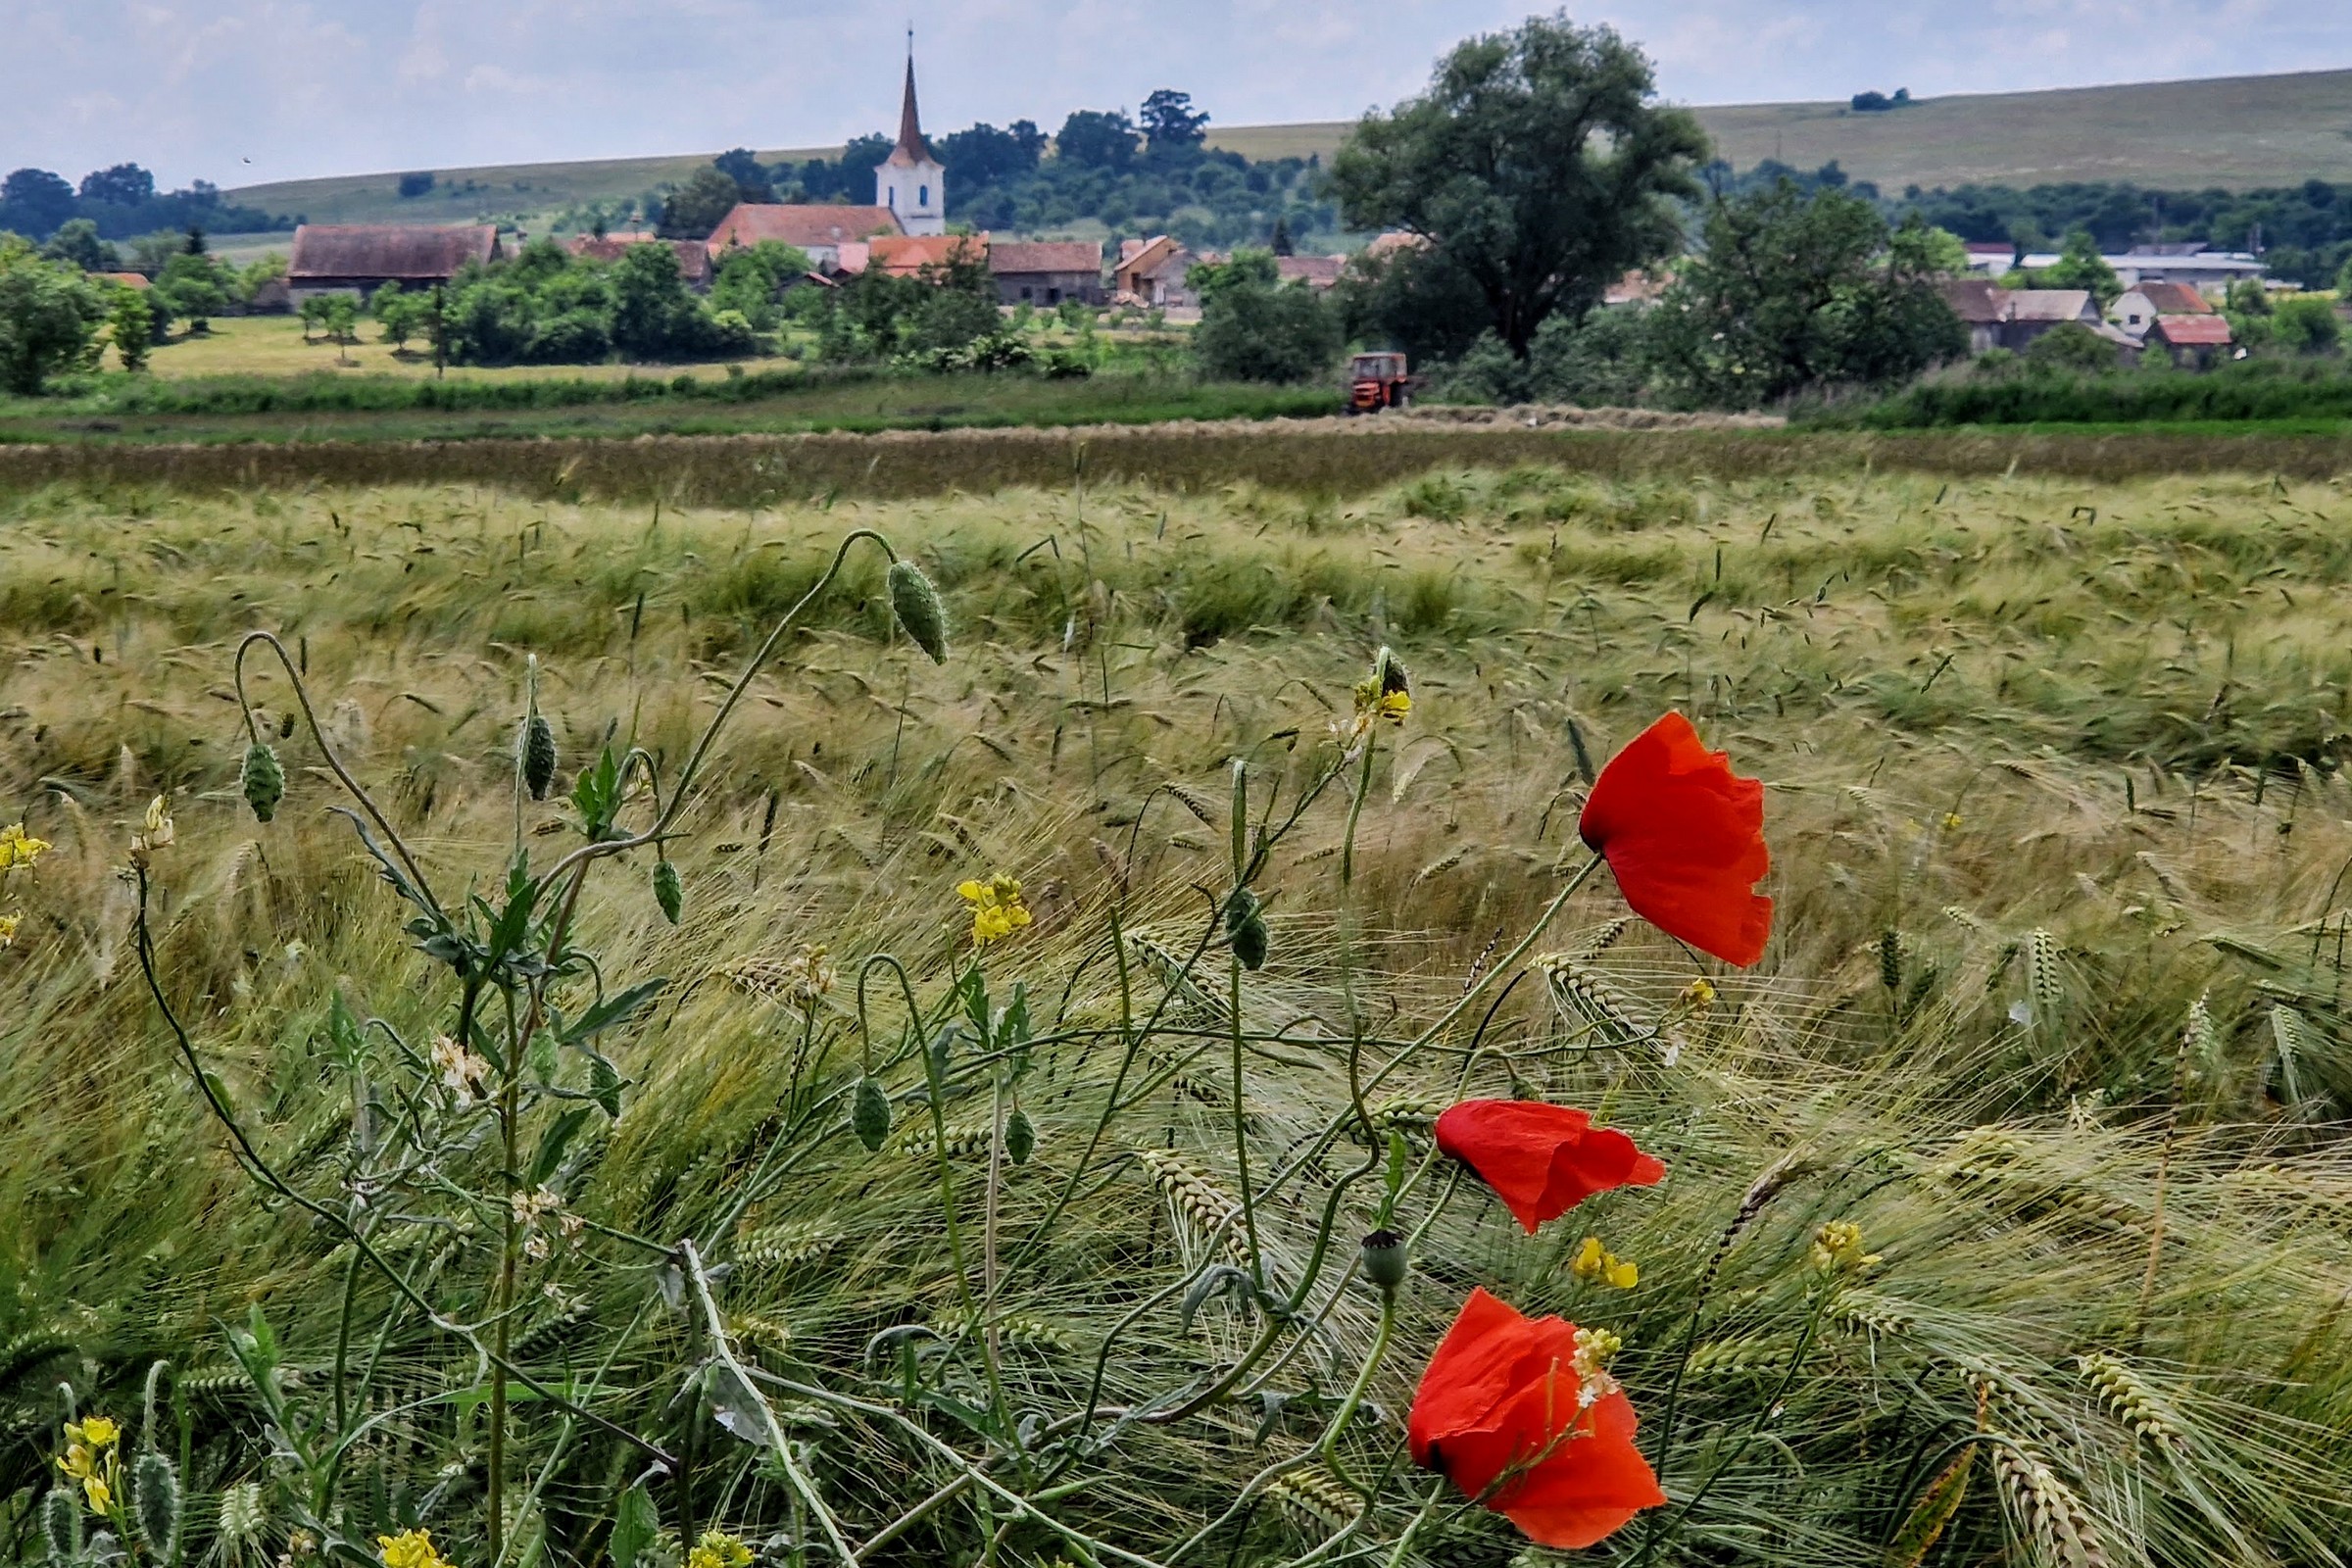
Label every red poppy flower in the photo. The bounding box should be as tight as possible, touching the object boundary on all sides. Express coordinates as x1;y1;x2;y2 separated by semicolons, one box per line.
1579;711;1772;968
1435;1101;1665;1233
1408;1288;1666;1549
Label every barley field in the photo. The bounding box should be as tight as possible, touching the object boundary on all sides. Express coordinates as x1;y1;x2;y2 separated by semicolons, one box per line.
1;463;2349;1568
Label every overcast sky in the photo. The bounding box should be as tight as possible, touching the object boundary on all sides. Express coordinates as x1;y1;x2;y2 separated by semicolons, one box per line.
3;1;2348;189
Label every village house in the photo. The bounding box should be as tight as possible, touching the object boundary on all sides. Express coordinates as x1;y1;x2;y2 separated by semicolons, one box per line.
565;232;714;290
2112;281;2213;336
2017;245;2265;293
1937;278;2010;356
2146;314;2234;368
1114;235;1200;309
1998;289;2104;351
1962;242;2017;276
705;205;902;272
1274;255;1345;290
284;223;501;300
990;241;1103;306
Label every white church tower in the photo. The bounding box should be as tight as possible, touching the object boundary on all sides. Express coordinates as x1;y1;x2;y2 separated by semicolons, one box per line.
874;47;946;237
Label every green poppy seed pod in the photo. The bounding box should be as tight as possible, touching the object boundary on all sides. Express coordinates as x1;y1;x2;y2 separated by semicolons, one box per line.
888;560;950;664
1225;887;1269;971
1005;1106;1036;1166
852;1075;892;1152
241;741;285;823
1359;1230;1409;1295
132;1451;182;1564
654;859;683;925
522;714;558;801
40;1488;79;1567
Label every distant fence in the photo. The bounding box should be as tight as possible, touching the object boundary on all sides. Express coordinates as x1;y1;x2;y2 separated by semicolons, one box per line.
5;423;2350;503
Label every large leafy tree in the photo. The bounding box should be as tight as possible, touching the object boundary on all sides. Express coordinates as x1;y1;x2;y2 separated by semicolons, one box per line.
1647;185;1966;408
1055;111;1140;172
658;168;745;240
1329;11;1706;358
1140;90;1209;153
0;238;108;393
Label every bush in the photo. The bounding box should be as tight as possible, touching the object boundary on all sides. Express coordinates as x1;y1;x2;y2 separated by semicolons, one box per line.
2023;320;2120;373
2270;295;2342;356
1193;280;1342;384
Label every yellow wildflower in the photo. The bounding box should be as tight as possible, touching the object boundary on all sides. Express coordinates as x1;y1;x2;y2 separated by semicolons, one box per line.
75;1417;119;1448
1678;977;1717;1008
0;823;50;871
56;1444;93;1481
377;1530;455;1568
0;913;19;948
1572;1325;1625;1406
687;1532;754;1568
82;1475;111;1514
1809;1219;1883;1275
957;874;1032;946
1571;1236;1640;1290
1940;811;1964;831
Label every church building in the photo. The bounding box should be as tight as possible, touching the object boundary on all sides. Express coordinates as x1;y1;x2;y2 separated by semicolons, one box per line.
874;54;946;238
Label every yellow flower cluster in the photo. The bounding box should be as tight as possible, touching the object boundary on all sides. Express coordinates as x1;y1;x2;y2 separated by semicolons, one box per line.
0;823;51;871
0;822;48;950
687;1532;753;1568
957;875;1032;946
1572;1236;1640;1291
1572;1325;1625;1406
1809;1220;1884;1275
377;1529;457;1568
56;1416;121;1514
1678;977;1717;1009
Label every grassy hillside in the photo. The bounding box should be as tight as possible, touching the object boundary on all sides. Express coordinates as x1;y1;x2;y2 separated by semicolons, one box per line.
0;466;2347;1566
215;68;2352;240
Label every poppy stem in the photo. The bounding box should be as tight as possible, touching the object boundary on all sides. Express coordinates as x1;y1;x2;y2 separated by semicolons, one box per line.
1318;1292;1396;1489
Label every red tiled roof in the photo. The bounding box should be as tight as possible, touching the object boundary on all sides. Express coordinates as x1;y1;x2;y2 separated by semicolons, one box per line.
91;270;150;289
1364;231;1427;260
991;240;1102;276
565;233;712;283
867;232;989;275
287;224;499;282
2133;281;2213;315
706;204;902;254
1275;255;1345;287
2151;314;2233;346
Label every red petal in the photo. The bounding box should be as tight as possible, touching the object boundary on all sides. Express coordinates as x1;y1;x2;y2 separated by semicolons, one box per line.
1407;1288;1545;1467
1437;1102;1665;1232
1580;712;1773;967
1494;1389;1668;1549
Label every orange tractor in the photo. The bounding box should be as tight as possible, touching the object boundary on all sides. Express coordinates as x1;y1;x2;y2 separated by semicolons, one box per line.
1346;352;1416;414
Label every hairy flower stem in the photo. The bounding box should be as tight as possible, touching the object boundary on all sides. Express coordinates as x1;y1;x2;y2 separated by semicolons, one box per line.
487;1071;520;1560
922;962;1013;1440
1230;952;1265;1290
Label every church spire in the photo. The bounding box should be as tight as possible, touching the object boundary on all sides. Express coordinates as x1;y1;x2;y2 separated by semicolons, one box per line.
893;36;929;165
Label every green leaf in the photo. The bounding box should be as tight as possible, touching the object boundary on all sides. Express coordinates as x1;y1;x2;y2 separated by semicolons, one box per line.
609;1483;660;1568
529;1107;593;1187
561;978;667;1046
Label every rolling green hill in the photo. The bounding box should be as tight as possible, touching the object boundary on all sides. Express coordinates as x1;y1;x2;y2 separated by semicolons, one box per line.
217;67;2352;243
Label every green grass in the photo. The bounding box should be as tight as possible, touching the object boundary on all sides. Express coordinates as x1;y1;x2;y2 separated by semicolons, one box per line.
0;465;2349;1566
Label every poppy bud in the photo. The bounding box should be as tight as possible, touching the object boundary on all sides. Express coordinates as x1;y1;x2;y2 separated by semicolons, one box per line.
241;741;285;823
852;1075;892;1152
522;715;558;801
1005;1106;1036;1165
653;859;683;924
131;1452;182;1564
888;561;950;664
1225;887;1269;971
1359;1229;1409;1294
